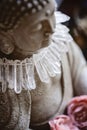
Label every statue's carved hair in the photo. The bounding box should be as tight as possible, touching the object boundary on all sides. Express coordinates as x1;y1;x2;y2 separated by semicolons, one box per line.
0;0;49;31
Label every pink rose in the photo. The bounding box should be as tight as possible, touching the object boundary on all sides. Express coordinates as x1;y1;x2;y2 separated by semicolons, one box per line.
49;115;79;130
67;95;87;129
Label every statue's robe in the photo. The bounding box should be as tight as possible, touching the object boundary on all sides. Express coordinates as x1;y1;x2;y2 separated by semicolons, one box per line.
0;41;87;130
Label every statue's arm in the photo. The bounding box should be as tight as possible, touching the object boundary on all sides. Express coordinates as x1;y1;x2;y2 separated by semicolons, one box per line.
67;40;87;95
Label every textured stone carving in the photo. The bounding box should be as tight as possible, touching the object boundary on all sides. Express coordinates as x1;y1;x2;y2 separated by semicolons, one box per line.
0;89;31;130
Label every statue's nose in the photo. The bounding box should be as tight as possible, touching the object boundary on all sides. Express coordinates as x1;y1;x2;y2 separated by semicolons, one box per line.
48;18;55;34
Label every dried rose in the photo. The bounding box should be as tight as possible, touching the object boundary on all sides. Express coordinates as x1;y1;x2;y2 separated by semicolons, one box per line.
49;115;79;130
67;95;87;128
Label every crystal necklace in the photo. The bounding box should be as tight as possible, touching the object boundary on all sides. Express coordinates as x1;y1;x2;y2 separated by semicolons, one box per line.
0;11;72;93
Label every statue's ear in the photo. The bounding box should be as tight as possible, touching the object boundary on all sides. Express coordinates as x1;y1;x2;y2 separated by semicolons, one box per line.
0;32;15;55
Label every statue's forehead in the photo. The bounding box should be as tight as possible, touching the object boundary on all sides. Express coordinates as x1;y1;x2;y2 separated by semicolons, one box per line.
17;0;55;28
0;0;54;31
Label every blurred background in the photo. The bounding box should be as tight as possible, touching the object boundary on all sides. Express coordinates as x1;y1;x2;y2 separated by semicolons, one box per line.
56;0;87;60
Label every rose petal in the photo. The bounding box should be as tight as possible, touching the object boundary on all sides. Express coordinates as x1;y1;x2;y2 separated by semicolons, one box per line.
67;95;87;128
49;115;79;130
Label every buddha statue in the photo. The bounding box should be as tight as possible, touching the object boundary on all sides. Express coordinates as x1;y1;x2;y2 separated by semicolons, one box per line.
0;0;87;130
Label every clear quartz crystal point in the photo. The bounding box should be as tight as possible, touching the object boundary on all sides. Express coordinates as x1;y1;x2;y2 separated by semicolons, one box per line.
22;63;28;90
3;64;9;92
25;58;36;90
55;24;69;33
51;36;68;53
33;54;50;83
5;64;9;84
55;11;70;23
11;62;21;94
13;61;22;94
16;62;22;93
49;45;61;62
22;58;36;90
8;65;14;89
1;65;7;92
13;63;17;93
0;58;8;92
42;54;61;77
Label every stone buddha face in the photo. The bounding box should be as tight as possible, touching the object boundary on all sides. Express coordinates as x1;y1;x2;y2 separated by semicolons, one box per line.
12;0;56;57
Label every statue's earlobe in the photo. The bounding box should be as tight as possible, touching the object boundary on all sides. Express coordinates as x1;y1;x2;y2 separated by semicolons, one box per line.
0;32;15;55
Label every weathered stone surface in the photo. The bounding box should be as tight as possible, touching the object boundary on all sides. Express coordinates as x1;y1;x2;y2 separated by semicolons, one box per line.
0;88;31;130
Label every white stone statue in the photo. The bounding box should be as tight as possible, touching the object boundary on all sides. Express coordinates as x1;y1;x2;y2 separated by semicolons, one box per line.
0;0;87;130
